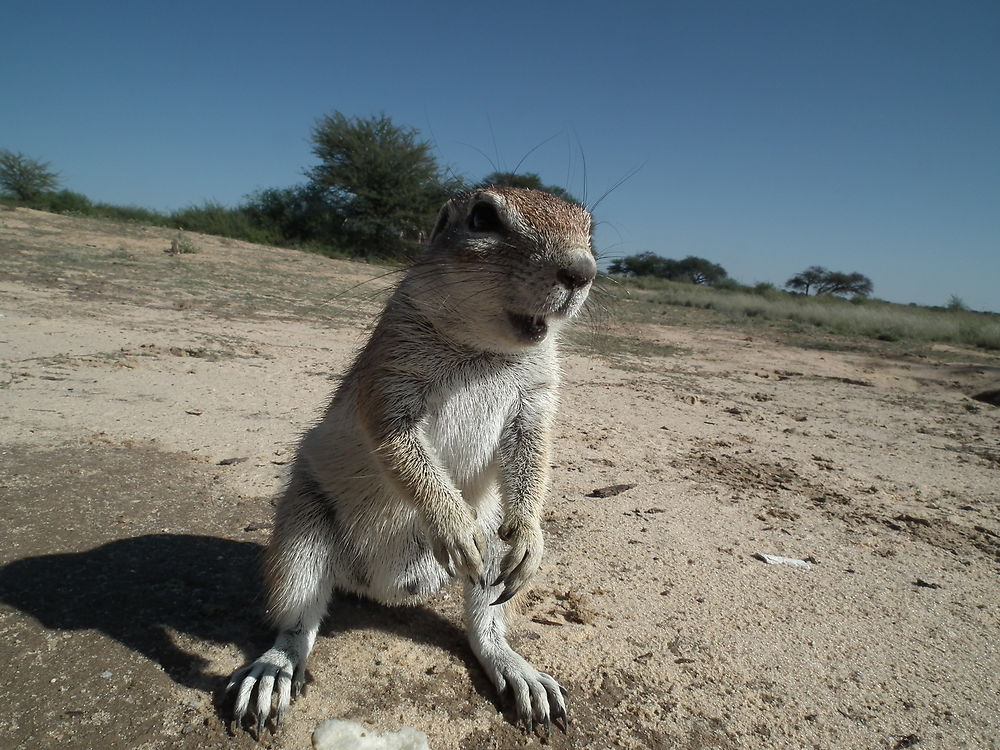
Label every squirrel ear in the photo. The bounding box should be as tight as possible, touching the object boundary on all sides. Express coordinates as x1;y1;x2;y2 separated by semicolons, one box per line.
429;204;451;243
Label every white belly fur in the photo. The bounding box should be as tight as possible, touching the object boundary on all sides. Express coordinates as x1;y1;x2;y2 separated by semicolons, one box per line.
423;376;513;498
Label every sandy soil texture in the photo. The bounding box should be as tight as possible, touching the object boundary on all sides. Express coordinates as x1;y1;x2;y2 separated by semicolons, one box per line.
1;207;998;750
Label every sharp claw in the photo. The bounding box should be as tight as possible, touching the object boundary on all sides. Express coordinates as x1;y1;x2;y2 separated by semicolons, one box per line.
491;588;516;606
544;717;552;737
506;549;531;584
553;702;569;732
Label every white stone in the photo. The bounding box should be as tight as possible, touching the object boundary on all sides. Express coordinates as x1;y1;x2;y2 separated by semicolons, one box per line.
312;719;430;750
755;553;811;569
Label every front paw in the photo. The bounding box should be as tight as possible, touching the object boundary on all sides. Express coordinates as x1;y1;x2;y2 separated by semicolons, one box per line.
426;504;487;585
226;647;304;734
493;519;543;605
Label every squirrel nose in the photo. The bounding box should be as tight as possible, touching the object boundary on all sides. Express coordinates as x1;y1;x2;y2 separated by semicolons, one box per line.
556;254;597;291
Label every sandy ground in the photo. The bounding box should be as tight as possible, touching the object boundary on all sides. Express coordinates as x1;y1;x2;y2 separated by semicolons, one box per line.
1;207;998;750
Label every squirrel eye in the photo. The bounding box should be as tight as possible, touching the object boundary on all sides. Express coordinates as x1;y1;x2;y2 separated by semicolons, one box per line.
468;202;503;233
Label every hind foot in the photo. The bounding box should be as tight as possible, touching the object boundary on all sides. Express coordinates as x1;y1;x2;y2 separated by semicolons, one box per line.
485;647;568;735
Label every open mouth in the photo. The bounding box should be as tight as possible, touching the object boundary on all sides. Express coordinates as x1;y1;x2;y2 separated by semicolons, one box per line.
506;312;549;343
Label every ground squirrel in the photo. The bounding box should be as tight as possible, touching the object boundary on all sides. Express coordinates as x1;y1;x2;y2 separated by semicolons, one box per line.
227;186;597;735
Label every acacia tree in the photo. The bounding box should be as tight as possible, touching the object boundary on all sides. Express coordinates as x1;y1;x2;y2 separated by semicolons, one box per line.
679;256;728;285
816;271;873;297
786;266;873;297
306;112;462;258
608;252;728;285
785;266;828;296
0;150;60;201
477;171;578;204
608;252;671;277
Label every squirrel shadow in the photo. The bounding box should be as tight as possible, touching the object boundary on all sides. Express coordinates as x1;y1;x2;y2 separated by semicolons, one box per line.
0;533;496;715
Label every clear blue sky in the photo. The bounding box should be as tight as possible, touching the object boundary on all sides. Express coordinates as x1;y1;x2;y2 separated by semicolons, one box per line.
4;1;999;311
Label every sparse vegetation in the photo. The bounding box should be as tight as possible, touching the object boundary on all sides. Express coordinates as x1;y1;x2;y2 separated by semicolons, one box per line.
106;245;135;261
610;276;1000;350
2;113;988;332
172;234;200;254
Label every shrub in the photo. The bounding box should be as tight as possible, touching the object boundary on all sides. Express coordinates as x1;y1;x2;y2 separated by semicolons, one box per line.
242;185;339;246
172;234;200;254
170;201;277;245
28;189;93;214
92;203;171;225
947;295;967;312
712;278;745;292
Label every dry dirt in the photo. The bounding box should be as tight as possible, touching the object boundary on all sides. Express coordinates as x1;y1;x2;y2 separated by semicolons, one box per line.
1;207;998;750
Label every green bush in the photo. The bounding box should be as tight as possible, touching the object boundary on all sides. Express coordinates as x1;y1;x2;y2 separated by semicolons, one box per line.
170;201;277;244
711;278;745;292
92;203;171;225
26;189;93;214
947;295;967;312
241;186;339;246
173;234;200;254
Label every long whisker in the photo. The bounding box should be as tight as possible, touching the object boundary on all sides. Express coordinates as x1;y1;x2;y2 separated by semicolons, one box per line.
564;134;573;200
456;141;500;175
487;114;504;175
588;162;645;214
319;246;519;310
510;131;563;177
575;131;588;208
